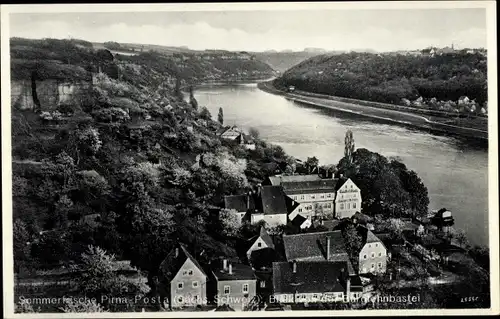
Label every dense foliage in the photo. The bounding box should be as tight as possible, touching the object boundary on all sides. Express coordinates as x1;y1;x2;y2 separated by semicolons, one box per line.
275;51;487;110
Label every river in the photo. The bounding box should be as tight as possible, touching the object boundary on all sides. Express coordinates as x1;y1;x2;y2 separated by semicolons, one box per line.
194;82;489;247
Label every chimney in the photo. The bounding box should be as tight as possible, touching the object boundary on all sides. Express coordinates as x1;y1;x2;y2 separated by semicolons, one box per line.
346;277;351;297
175;247;179;258
247;192;251;210
228;262;233;275
292;260;297;274
326;236;331;260
223;259;228;271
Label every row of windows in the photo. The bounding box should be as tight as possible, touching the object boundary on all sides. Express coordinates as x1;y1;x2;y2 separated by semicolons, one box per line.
339;193;358;199
339;202;357;210
362;251;384;259
292;193;334;201
223;284;249;294
298;202;332;213
177;281;199;289
182;269;194;276
363;262;384;271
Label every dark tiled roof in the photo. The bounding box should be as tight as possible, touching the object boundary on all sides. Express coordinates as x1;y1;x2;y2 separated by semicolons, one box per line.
281;179;338;195
357;226;383;244
159;244;206;281
272;261;347;294
212;261;256;281
260;186;288;216
224;194;255;212
291;214;307;227
282;230;347;261
259;226;275;249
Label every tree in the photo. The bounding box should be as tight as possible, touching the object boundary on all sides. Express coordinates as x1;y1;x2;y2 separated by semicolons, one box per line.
344;130;355;165
218;107;224;125
219;209;240;237
248;127;260;139
305;156;319;174
13;219;31;272
455;229;470;250
60;299;107;313
76;245;149;307
174;77;182;98
189;86;198;110
342;223;363;264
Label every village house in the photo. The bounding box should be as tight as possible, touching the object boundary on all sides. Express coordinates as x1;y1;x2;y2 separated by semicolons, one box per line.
158;244;208;309
272;261;350;304
219;126;256;150
264;175;337;221
211;259;257;311
357;226;388;275
335;178;362;219
223;193;256;227
246;226;275;260
223;185;298;229
249;186;292;227
282;231;356;276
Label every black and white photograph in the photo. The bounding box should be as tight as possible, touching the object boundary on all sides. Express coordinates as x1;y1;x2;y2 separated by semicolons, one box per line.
1;2;498;317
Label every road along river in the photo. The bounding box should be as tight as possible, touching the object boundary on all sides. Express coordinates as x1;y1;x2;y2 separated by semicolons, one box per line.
194;82;489;247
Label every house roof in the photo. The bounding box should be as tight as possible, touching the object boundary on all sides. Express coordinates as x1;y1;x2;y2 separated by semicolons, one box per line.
224;194;255;212
357;226;383;244
291;214;308;227
159;244;206;281
266;174;323;186
212;261;256;281
281;179;338;195
282;230;347;262
258;226;275;249
260;186;288;216
272;261;347;294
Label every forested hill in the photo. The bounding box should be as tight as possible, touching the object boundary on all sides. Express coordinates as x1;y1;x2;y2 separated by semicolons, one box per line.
11;38;290;289
250;50;345;73
274;50;488;112
10;38;276;85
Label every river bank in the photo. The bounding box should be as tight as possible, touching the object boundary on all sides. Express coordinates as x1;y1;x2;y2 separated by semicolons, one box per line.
258;81;488;144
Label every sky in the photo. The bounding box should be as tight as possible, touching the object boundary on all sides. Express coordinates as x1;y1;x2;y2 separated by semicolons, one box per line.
9;8;487;52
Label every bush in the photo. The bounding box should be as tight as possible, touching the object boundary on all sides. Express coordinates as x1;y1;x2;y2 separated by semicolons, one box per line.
92;107;130;123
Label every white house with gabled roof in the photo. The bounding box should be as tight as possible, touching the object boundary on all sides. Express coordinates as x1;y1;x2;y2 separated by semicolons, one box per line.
335;178;362;219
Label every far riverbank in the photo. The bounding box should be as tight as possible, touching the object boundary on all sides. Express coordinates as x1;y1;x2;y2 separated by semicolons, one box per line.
258;81;488;144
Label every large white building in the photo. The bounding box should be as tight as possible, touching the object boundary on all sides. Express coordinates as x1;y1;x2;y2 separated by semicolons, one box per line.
264;175;362;220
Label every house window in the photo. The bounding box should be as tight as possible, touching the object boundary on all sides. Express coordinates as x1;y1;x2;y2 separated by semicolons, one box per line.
260;281;266;288
300;195;305;200
192;281;198;288
177;296;184;303
363;255;367;259
378;262;382;269
178;282;184;290
379;252;382;257
371;252;375;258
327;193;331;198
368;244;371;248
347;203;350;209
311;195;316;199
375;244;378;247
188;269;193;275
320;194;325;198
298;208;303;213
242;284;249;293
340;204;344;210
257;242;262;248
353;203;356;209
371;263;375;269
182;270;188;276
195;295;200;302
224;285;230;294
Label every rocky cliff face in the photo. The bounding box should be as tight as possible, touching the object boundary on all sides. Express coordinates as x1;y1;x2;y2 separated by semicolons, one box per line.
11;79;91;111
